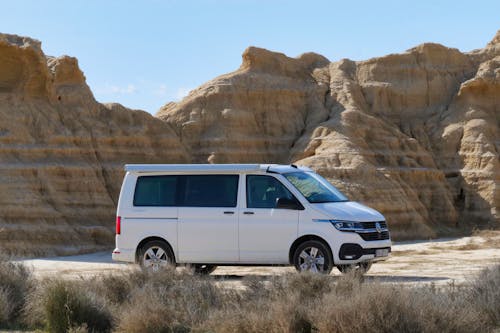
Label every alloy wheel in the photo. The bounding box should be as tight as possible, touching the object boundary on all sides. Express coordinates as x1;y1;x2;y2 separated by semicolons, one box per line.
298;246;326;273
142;246;170;272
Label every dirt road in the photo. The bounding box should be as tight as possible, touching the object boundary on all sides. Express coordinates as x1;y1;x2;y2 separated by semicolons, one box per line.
19;232;500;285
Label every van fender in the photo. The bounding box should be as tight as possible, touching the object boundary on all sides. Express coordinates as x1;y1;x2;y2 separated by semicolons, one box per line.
288;228;338;264
133;232;178;262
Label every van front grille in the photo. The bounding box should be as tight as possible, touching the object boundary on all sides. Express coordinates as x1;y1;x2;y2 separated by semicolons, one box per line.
361;221;387;229
358;231;390;241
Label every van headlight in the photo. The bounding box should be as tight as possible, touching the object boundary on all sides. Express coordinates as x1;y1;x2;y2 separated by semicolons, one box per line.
313;219;363;232
332;221;363;231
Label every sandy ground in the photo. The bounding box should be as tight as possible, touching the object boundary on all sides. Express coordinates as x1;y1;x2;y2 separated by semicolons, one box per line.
18;233;500;286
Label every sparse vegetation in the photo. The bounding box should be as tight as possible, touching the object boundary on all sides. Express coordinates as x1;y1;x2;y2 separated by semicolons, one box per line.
0;255;498;333
0;257;32;329
469;265;500;326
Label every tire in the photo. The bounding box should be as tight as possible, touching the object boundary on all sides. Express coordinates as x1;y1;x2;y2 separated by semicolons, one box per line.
138;240;175;272
337;261;372;274
190;264;218;275
293;240;333;274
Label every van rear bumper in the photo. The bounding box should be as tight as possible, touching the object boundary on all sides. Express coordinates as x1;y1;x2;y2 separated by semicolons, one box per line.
112;248;135;263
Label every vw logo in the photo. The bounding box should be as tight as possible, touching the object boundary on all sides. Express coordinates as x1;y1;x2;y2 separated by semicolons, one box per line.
375;222;382;233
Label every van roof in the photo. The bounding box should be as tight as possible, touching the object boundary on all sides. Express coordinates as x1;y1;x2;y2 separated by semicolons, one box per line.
124;164;312;174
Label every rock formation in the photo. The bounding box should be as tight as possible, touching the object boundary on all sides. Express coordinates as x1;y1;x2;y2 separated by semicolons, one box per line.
158;32;500;239
0;31;498;256
0;34;189;256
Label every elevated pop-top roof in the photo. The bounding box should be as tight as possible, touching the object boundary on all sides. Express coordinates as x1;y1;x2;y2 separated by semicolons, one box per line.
124;164;312;174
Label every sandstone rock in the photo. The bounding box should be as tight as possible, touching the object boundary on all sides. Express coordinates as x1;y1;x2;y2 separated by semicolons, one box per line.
1;30;498;254
0;34;189;256
156;46;330;164
159;33;500;239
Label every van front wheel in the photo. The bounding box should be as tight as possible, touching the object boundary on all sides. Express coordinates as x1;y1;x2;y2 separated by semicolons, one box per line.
293;240;333;274
139;240;175;272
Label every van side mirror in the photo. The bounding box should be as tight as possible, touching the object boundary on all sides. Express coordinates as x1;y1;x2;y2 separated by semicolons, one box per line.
276;197;303;210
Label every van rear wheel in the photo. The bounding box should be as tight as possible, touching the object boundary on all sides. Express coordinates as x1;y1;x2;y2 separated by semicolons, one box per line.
293;240;333;274
139;240;175;272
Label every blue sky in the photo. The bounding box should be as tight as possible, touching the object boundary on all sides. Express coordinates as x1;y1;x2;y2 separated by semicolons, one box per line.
2;0;499;113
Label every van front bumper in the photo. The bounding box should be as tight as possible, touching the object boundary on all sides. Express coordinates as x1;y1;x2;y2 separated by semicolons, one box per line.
334;239;392;265
339;243;390;261
112;248;135;263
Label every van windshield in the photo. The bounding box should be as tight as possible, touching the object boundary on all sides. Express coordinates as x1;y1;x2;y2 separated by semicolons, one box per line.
284;172;348;203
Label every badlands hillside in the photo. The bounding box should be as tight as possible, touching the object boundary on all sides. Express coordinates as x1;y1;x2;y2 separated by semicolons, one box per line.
0;32;498;255
0;34;189;255
159;32;500;240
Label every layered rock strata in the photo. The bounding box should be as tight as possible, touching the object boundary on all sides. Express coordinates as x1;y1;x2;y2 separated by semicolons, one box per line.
1;31;498;255
0;34;189;256
159;32;500;239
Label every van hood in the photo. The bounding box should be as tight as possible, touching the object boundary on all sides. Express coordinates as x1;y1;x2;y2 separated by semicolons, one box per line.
311;201;385;222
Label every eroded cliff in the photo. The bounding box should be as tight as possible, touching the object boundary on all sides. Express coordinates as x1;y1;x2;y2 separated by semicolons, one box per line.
1;31;498;255
158;32;500;239
0;34;189;256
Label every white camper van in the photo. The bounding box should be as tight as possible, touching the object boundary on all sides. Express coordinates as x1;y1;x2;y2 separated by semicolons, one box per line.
112;164;391;274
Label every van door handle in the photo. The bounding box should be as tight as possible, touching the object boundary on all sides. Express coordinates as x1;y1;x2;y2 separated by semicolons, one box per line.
243;211;254;215
223;211;235;215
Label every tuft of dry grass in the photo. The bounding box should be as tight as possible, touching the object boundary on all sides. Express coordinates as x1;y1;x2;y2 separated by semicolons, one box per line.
201;269;492;333
0;256;32;329
115;267;233;333
24;279;113;333
309;281;489;333
469;264;500;326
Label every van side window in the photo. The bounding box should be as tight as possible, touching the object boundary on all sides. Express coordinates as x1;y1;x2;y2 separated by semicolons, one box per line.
183;175;239;207
134;176;178;206
247;175;295;208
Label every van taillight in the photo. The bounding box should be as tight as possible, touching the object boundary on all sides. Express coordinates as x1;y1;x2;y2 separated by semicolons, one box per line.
116;216;121;235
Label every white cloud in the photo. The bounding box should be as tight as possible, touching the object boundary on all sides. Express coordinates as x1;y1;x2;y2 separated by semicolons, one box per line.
175;87;192;100
153;84;168;96
96;83;138;95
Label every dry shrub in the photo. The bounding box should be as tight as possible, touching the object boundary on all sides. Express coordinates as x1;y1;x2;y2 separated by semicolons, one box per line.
88;270;147;306
242;271;332;301
69;323;89;333
202;291;313;333
14;261;500;333
469;264;500;326
115;267;230;333
200;268;497;333
0;288;13;325
0;257;32;328
271;271;333;299
310;284;489;333
24;279;112;333
202;272;332;333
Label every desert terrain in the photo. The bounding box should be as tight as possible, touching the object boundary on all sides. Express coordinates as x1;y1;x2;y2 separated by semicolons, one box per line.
19;231;500;287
